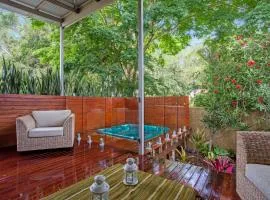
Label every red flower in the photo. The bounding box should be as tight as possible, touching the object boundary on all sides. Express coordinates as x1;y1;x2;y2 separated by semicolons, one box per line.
256;80;262;85
258;97;264;104
214;90;219;94
247;59;256;67
231;79;237;84
231;100;238;107
236;84;242;90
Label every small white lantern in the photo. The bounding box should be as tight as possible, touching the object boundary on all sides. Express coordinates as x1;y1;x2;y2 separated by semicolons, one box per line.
177;128;182;135
90;175;110;200
77;133;81;142
123;158;138;185
77;133;81;146
156;137;162;153
157;137;162;145
146;142;152;151
183;126;187;133
165;133;170;142
171;150;176;161
99;138;105;147
88;135;92;144
172;130;177;139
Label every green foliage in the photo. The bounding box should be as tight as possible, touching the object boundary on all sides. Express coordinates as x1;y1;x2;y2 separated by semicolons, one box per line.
201;32;270;131
192;93;208;107
213;146;230;157
198;1;270;132
178;146;188;163
198;143;210;157
190;128;207;151
1;57;22;94
0;57;114;96
0;57;60;95
0;0;262;97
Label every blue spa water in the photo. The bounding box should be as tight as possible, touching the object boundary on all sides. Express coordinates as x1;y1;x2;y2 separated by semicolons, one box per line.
97;124;169;141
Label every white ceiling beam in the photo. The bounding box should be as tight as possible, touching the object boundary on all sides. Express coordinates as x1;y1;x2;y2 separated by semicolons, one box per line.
62;0;115;27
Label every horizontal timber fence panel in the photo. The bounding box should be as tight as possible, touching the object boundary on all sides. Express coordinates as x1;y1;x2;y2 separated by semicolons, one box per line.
0;94;189;148
0;94;66;147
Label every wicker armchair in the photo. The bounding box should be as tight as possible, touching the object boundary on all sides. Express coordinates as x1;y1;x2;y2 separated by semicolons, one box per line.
236;131;270;200
16;110;75;152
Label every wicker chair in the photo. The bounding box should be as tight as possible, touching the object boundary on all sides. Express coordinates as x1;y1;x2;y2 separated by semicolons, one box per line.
236;131;270;200
16;110;75;152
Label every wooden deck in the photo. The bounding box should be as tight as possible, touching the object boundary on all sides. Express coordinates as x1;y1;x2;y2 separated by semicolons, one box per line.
0;141;240;200
162;161;240;200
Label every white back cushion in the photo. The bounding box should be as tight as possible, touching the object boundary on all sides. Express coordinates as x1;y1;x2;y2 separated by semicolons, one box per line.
32;110;71;127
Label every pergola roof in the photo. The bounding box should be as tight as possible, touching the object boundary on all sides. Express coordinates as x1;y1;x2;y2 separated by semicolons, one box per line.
0;0;114;27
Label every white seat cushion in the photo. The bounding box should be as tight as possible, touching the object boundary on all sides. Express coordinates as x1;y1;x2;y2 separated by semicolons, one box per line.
246;164;270;199
29;127;64;138
32;110;71;127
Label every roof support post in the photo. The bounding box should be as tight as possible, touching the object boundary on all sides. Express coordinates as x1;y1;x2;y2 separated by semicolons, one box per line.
60;25;64;96
138;0;144;155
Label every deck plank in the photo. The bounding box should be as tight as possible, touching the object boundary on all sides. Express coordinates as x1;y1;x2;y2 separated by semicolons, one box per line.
0;144;240;200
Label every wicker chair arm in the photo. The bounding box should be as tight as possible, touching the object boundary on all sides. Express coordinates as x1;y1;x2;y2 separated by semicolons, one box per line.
63;113;75;141
16;115;36;133
236;133;248;173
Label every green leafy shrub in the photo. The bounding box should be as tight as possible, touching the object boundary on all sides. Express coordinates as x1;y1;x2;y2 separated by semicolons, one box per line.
190;128;207;152
0;57;111;96
200;31;270;143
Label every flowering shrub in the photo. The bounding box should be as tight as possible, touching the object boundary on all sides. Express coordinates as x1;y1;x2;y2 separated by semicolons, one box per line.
198;32;270;130
204;156;234;174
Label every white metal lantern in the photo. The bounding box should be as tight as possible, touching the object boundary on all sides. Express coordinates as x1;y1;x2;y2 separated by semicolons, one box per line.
156;137;163;153
77;133;81;142
100;138;105;147
123;158;138;185
165;133;170;142
88;135;92;144
146;142;152;151
183;126;187;132
156;137;162;145
172;130;177;139
177;128;182;135
90;175;110;200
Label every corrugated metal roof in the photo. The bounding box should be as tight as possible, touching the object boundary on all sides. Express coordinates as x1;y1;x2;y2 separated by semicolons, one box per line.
0;0;114;27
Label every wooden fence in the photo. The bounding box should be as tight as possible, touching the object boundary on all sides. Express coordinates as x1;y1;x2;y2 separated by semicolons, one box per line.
0;94;189;147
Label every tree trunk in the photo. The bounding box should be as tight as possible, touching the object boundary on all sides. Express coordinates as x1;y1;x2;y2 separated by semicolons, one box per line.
209;132;214;151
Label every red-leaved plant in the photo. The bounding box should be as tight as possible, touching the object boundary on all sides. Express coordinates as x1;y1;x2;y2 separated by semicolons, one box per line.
204;156;234;174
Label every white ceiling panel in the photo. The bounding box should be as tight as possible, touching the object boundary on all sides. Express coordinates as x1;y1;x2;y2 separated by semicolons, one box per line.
0;0;116;26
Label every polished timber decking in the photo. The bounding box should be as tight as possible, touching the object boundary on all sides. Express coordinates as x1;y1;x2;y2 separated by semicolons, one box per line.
0;141;240;200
